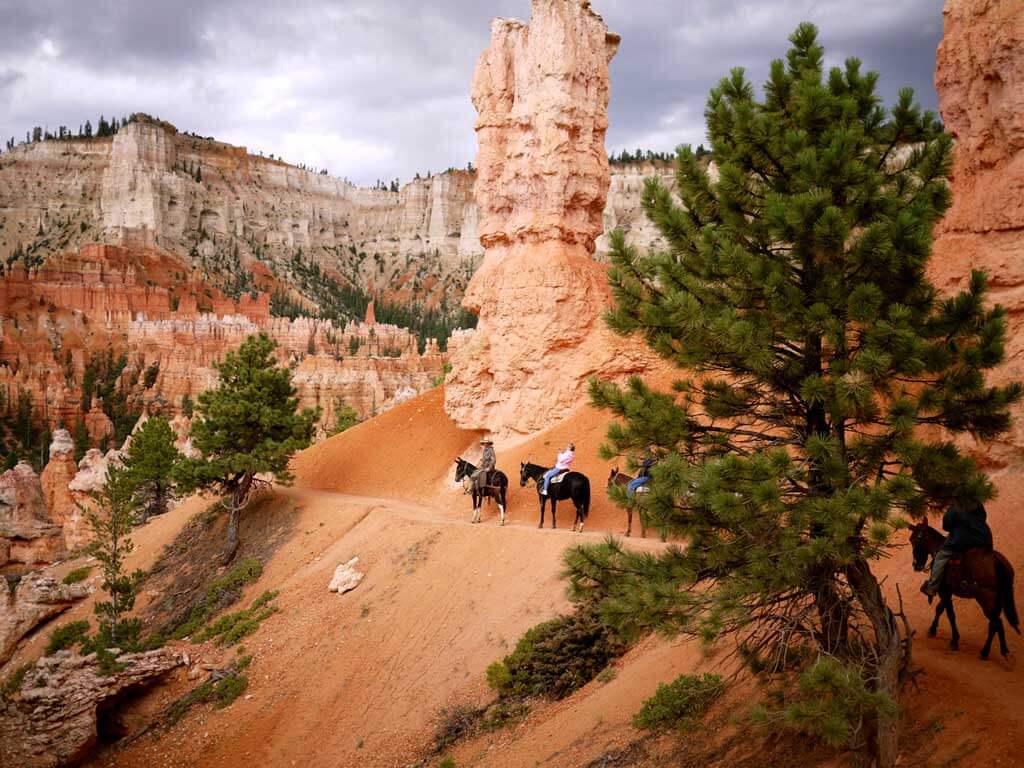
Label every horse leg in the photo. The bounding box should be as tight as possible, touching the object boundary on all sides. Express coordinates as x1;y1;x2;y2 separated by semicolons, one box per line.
472;493;480;524
538;494;545;529
626;507;632;538
942;592;960;651
997;616;1010;658
928;602;945;637
551;499;557;530
499;488;506;527
980;615;997;660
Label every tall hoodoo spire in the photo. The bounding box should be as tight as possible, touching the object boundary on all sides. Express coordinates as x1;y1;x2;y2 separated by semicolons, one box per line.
444;0;650;436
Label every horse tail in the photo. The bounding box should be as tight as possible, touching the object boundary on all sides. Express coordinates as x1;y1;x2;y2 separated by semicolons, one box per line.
995;553;1020;634
581;478;591;520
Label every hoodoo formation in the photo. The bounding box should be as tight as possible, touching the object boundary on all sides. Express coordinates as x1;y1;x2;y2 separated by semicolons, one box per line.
444;0;658;436
932;0;1024;464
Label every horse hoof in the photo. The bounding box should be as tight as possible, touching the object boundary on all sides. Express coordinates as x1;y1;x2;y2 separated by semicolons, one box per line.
979;652;989;661
949;642;959;652
927;628;937;638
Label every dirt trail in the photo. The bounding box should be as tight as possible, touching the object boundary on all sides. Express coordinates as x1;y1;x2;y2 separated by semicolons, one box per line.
68;388;1024;768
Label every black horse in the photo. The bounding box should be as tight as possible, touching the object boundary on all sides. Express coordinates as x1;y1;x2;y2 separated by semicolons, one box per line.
519;462;590;532
454;458;509;525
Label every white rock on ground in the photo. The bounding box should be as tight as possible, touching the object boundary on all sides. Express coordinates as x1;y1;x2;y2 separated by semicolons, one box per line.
328;558;364;594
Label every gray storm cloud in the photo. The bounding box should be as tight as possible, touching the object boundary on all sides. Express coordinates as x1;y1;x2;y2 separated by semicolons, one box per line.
0;0;942;185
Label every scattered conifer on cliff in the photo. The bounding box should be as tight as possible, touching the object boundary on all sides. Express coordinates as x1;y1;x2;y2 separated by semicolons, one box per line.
175;334;317;562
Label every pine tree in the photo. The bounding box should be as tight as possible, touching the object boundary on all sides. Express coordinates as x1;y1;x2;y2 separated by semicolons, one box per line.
122;415;182;521
175;334;317;562
73;418;90;463
329;398;359;436
84;465;144;649
567;24;1020;767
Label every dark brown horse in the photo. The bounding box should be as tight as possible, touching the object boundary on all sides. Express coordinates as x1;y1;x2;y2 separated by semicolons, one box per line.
607;468;647;538
909;522;1020;659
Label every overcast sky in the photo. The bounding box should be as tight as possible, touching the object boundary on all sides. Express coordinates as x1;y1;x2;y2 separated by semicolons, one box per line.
0;0;943;187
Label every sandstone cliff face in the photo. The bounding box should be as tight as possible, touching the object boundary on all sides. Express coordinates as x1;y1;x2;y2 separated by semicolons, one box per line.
444;0;656;436
0;119;666;316
933;0;1024;465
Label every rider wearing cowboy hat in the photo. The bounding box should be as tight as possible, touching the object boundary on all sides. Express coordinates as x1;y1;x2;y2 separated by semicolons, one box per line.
473;437;497;493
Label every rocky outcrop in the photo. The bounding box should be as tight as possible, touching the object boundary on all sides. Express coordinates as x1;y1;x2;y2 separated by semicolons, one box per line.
0;649;182;768
0;463;64;566
39;432;79;551
0;572;90;665
444;0;656;436
932;0;1024;465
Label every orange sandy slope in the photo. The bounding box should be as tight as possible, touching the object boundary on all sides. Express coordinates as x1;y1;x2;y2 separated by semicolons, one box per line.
65;386;1024;768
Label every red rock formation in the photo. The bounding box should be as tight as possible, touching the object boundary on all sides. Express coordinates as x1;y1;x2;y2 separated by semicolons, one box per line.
0;572;91;665
932;0;1024;465
0;462;64;566
38;431;84;552
0;648;183;768
445;0;656;436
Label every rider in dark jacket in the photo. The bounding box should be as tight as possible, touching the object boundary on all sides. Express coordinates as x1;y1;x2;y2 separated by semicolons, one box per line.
923;500;993;596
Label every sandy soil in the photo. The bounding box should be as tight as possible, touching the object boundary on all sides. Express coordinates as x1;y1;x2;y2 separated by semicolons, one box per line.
48;387;1021;768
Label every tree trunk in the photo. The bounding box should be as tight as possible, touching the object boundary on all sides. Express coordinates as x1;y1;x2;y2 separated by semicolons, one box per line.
222;472;253;564
847;557;903;768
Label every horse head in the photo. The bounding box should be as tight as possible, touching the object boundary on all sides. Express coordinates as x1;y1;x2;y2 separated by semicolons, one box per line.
520;462;529;487
607;468;619;488
909;522;937;572
454;458;470;483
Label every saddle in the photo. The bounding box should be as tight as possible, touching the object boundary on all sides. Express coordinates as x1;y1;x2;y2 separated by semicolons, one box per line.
550;468;570;485
945;551;983;599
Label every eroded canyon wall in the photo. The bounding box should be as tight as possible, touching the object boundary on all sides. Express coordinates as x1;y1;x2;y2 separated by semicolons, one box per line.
0;118;668;315
444;0;658;436
932;0;1024;466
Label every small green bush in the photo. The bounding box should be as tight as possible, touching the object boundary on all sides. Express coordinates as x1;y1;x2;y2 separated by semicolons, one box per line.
94;646;127;677
165;659;251;725
62;566;92;585
438;759;457;768
433;703;486;753
758;657;897;748
1;663;33;698
168;558;264;640
214;672;248;707
487;604;627;701
481;701;529;731
45;620;91;655
633;673;725;732
192;590;280;646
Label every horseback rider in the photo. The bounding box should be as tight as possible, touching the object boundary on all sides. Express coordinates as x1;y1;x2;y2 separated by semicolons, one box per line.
627;446;657;498
922;498;994;597
541;442;575;496
473;437;496;493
